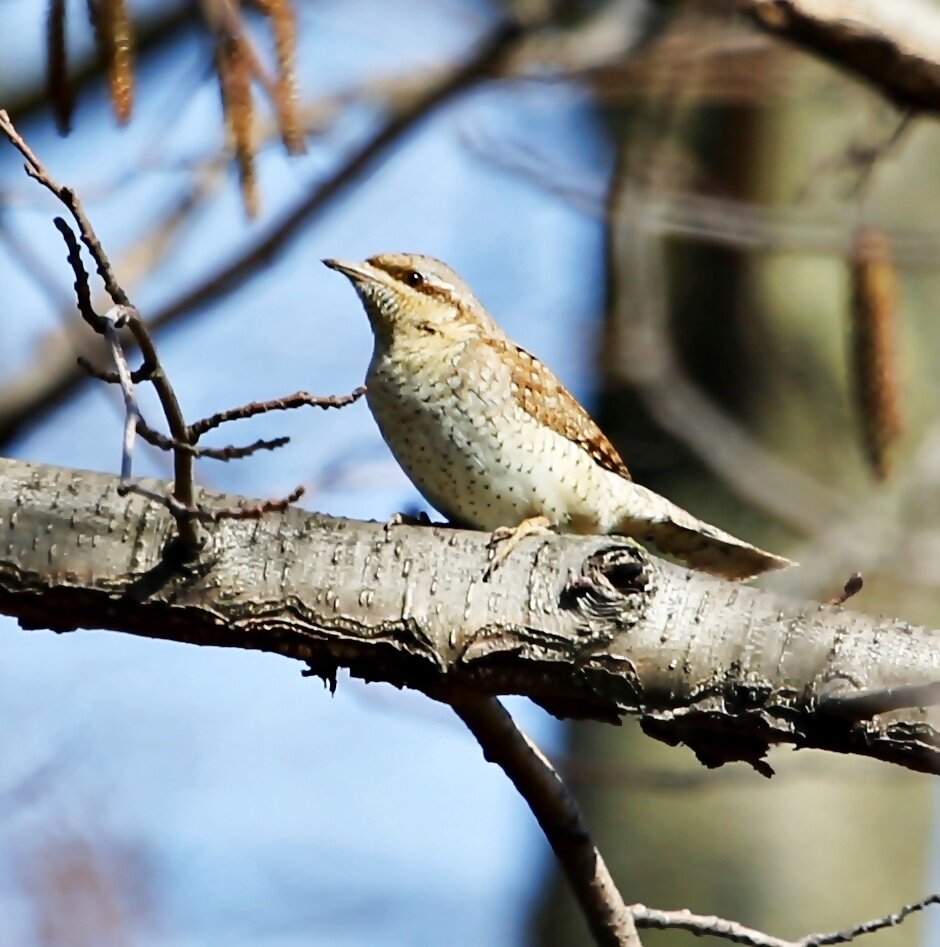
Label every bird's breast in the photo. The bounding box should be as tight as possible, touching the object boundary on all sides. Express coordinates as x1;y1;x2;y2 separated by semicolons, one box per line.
365;344;620;532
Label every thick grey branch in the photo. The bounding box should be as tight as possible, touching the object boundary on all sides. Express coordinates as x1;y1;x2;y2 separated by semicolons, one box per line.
0;455;938;774
736;0;940;113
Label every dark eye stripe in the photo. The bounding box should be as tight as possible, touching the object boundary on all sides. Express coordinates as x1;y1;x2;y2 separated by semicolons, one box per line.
382;265;454;304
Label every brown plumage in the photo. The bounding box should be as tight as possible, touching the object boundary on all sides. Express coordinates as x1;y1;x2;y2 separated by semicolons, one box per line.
324;252;791;580
492;338;633;482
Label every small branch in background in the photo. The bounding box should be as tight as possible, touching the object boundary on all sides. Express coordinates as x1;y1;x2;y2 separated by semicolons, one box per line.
735;0;940;115
631;891;940;946
99;304;143;481
827;571;863;606
449;695;643;947
45;0;73;135
1;110;366;546
850;226;904;481
136;422;290;461
189;387;366;437
124;482;305;522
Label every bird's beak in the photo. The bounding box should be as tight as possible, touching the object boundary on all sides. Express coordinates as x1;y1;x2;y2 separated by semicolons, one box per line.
322;258;377;282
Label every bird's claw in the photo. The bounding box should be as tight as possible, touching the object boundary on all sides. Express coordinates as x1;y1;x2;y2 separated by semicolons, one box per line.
483;515;553;581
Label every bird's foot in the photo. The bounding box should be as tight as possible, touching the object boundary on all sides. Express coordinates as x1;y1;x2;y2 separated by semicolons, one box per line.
483;515;553;581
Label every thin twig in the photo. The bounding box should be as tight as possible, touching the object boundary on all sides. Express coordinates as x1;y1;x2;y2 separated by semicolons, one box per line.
449;695;642;947
44;212;200;546
136;417;290;460
827;572;864;606
99;304;142;481
123;481;305;521
77;355;154;385
0;20;535;447
52;217;97;328
190;387;365;438
630;892;940;947
0;109;129;307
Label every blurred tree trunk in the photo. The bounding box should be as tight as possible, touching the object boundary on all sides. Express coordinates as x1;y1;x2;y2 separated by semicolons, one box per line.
532;5;933;945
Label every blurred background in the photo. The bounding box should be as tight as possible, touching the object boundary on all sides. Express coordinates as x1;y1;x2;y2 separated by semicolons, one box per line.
1;0;939;944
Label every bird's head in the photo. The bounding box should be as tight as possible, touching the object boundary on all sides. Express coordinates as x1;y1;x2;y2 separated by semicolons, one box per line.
323;253;496;349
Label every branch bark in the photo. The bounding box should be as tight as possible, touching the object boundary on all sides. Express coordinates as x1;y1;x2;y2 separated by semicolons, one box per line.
1;455;938;775
733;0;940;113
452;696;642;947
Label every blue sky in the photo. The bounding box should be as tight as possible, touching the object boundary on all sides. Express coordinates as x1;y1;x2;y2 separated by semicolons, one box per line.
0;2;610;943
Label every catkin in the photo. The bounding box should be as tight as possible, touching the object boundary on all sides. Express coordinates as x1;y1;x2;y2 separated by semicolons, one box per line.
217;32;258;218
850;226;903;480
46;0;74;135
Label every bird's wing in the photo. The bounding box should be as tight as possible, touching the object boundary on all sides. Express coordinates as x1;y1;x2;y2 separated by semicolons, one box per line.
482;338;632;482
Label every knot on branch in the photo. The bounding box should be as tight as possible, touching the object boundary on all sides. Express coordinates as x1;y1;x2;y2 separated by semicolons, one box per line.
561;543;652;640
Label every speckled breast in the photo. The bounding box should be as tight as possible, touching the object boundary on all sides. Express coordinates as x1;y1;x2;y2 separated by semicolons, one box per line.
365;341;617;533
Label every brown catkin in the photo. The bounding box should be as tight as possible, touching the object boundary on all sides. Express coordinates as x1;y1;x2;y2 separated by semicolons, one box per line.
87;0;134;124
266;0;304;155
104;0;134;124
850;226;903;481
217;32;258;218
46;0;74;135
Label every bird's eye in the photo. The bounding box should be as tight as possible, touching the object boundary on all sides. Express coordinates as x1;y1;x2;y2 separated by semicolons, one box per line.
404;270;424;288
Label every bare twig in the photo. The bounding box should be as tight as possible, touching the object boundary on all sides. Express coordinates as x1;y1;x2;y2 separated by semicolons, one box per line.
99;304;142;481
0;109;129;307
135;417;290;460
190;387;366;438
630;892;940;946
43;210;200;545
51;217;97;327
77;355;153;385
0;18;538;448
827;571;864;606
449;695;642;947
123;481;305;521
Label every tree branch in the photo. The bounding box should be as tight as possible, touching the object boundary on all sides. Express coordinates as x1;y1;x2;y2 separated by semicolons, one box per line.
732;0;940;113
1;455;938;776
451;695;642;947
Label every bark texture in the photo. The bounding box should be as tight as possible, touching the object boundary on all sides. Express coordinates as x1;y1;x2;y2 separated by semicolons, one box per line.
1;456;937;773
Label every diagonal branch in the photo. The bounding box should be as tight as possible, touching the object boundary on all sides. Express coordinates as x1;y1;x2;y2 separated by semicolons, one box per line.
1;455;938;776
451;695;642;947
1;455;938;945
718;0;940;114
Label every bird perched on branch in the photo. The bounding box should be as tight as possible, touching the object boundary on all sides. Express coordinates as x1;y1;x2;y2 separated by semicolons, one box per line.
324;253;791;581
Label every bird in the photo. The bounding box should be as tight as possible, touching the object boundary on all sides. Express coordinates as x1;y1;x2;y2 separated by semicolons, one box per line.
323;253;792;581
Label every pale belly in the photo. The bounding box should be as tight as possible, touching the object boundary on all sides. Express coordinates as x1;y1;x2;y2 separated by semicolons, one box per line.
366;362;619;533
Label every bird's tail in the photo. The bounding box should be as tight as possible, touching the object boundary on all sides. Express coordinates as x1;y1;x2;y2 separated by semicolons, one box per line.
613;482;792;581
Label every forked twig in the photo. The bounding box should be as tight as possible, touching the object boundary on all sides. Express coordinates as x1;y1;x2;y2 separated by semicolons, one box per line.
0;110;359;544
